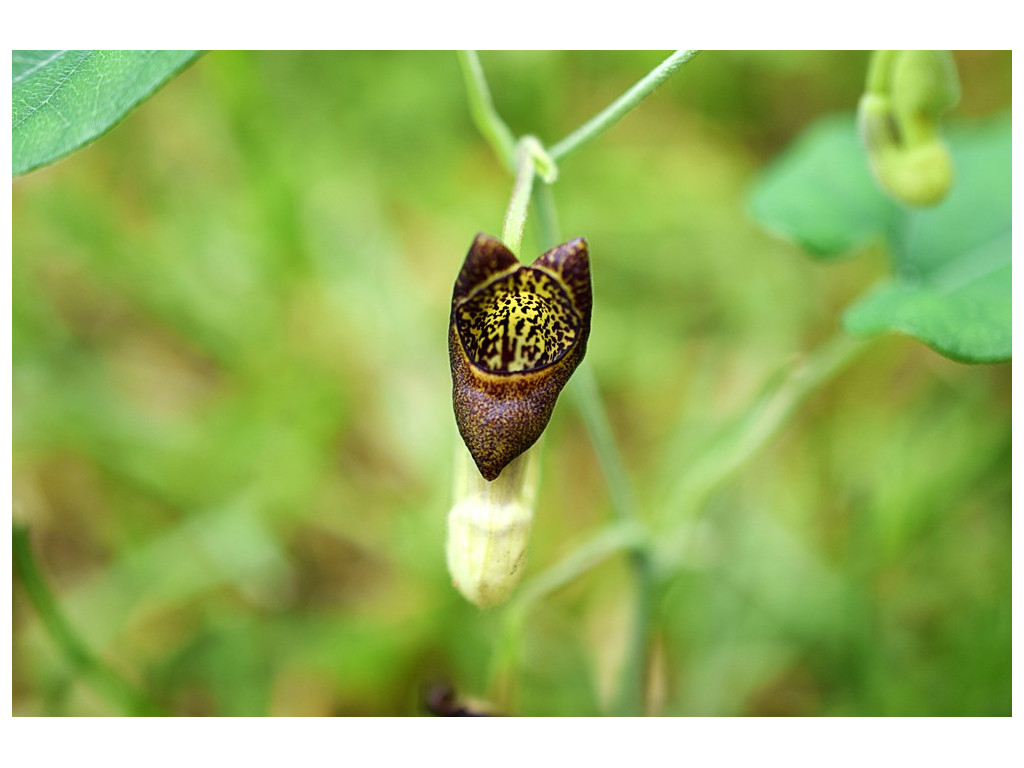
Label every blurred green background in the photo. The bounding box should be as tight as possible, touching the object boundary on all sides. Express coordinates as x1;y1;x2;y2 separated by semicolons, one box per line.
12;51;1011;716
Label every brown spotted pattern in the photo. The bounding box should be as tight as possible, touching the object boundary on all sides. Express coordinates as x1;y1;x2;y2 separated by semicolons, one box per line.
455;268;580;373
450;233;592;480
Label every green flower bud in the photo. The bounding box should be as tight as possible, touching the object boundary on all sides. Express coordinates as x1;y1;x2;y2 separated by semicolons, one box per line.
869;138;955;207
449;233;592;481
858;50;960;207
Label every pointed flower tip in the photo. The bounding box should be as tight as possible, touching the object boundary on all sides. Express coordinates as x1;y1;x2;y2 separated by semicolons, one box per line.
449;233;592;480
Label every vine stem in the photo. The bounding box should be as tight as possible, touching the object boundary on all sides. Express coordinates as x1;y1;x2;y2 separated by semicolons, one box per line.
532;181;654;715
457;51;517;170
13;524;161;715
489;517;647;708
463;51;871;718
502;139;537;255
654;333;870;571
464;50;696;716
548;50;700;162
511;520;648;614
864;50;898;95
570;364;638;523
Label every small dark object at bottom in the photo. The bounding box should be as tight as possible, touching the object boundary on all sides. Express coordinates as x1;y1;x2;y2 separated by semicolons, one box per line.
424;684;494;717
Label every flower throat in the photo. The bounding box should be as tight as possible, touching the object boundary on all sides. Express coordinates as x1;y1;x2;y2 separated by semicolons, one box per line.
455;268;580;373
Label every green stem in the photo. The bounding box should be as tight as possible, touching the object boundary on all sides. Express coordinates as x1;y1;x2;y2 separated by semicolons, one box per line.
13;524;161;715
502;140;538;255
613;555;656;716
532;178;637;525
511;519;648;615
531;181;561;253
490;518;648;706
533;180;653;715
655;334;870;570
548;50;700;162
865;50;898;95
472;51;703;716
571;364;639;523
457;51;518;170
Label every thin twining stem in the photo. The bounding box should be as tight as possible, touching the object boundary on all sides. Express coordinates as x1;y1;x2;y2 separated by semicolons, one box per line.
510;519;648;617
548;50;699;162
653;334;870;574
662;333;868;525
457;51;518;170
864;50;898;96
531;179;653;715
532;179;640;528
13;524;162;715
571;364;640;523
466;51;704;716
502;139;538;255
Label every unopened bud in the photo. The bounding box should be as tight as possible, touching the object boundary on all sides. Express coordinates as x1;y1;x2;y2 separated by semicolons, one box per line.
870;138;955;208
859;50;960;207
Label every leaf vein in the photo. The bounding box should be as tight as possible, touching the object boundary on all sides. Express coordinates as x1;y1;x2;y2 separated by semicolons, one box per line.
13;51;93;131
11;50;68;84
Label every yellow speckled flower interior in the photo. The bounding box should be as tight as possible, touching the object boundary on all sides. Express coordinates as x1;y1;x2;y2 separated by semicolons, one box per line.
456;267;580;373
449;233;592;480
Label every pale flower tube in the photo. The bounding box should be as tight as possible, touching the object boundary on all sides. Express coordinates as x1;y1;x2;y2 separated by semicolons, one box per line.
445;232;591;606
446;444;538;608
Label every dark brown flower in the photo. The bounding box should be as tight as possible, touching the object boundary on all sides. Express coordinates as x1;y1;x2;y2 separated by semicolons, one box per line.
449;233;592;480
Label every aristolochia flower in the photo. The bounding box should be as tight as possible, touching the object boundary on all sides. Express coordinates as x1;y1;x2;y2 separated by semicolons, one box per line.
449;233;592;481
445;233;592;607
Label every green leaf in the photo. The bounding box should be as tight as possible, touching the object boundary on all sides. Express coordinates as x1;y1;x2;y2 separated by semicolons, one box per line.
748;114;900;258
13;50;201;176
845;250;1010;362
748;113;1011;363
846;117;1011;362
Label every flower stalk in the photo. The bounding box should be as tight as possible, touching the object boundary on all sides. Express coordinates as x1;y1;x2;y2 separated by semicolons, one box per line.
532;179;656;715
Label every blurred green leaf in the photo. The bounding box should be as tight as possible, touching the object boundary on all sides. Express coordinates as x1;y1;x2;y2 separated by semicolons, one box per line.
12;50;200;176
749;113;1011;363
748;115;899;257
845;117;1011;362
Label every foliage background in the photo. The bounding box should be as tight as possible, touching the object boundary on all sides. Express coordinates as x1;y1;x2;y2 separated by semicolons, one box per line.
12;50;1011;716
